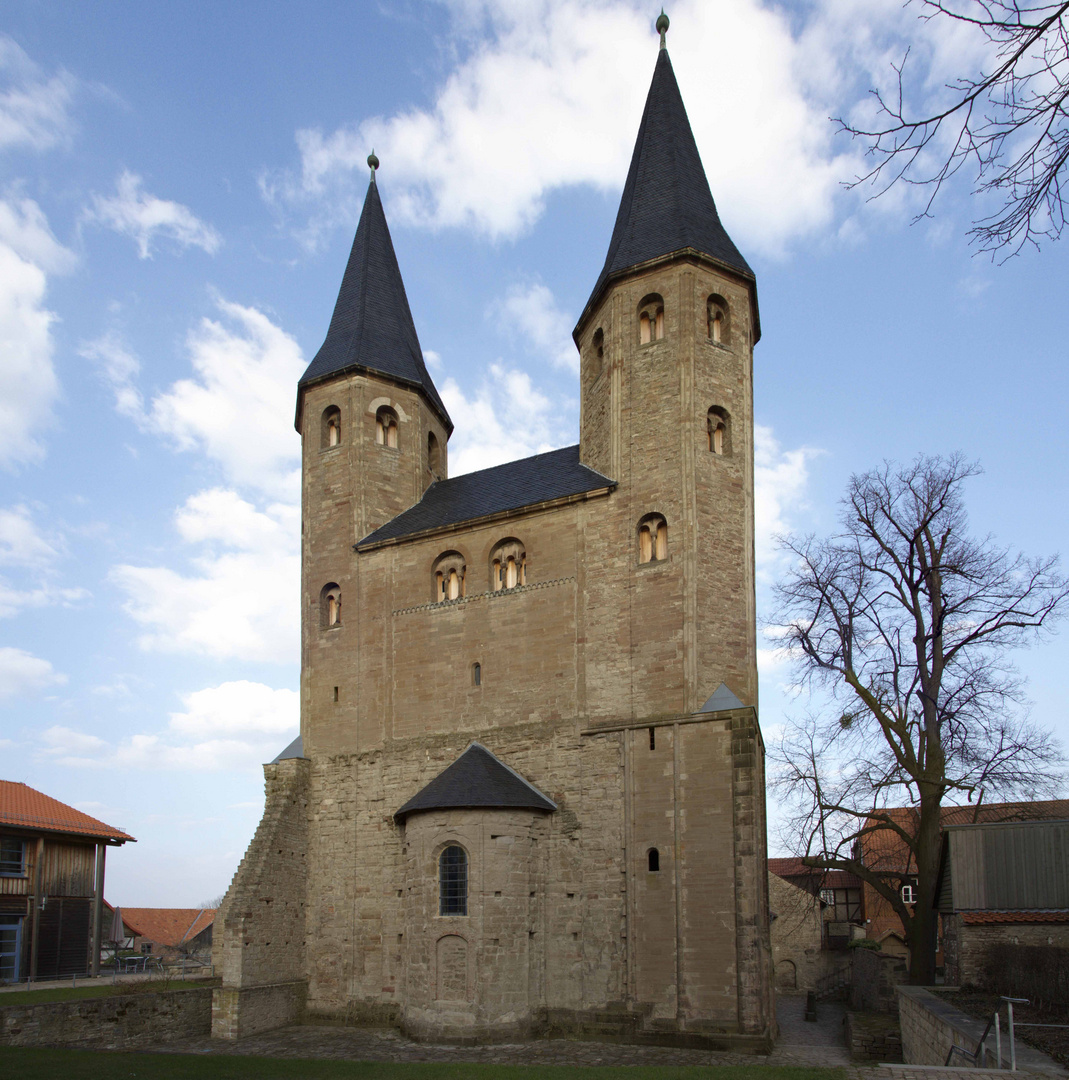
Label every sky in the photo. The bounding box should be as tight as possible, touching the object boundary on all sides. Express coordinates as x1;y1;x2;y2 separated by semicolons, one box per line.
1;0;1066;907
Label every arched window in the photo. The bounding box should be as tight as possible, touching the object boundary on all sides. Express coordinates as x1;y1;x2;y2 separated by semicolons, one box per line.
428;431;441;477
472;662;481;687
376;406;399;448
591;327;604;376
320;582;341;628
648;848;660;872
321;406;341;450
439;845;468;916
432;551;466;603
489;538;526;591
707;294;729;345
638;294;665;344
638;514;668;564
707;406;731;456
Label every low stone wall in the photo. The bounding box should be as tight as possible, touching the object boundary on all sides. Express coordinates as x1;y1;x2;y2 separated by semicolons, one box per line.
898;985;1062;1072
850;947;908;1013
845;1010;902;1062
0;986;211;1048
212;980;306;1040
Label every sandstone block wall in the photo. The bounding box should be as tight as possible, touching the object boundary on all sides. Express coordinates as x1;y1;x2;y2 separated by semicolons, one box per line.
0;986;211;1048
943;916;1069;986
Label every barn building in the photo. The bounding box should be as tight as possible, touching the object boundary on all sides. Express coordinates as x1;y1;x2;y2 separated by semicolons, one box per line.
214;17;774;1049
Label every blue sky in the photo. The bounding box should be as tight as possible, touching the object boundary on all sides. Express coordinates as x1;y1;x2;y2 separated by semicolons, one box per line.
1;1;1066;906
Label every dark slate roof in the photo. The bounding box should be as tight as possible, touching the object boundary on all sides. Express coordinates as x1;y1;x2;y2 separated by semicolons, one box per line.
358;444;614;547
699;682;745;713
582;47;753;323
296;176;451;431
394;742;557;823
270;734;304;763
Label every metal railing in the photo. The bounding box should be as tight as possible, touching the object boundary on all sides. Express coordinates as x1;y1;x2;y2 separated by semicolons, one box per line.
946;996;1029;1071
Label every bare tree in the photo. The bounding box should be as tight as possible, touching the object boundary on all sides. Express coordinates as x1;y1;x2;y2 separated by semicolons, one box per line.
772;454;1067;983
840;1;1069;256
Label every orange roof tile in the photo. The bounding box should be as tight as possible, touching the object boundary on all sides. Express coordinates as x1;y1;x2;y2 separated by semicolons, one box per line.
962;910;1069;925
120;907;215;946
0;780;134;843
768;857;861;889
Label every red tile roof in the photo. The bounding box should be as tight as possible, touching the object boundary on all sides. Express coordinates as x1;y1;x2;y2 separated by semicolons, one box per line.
962;910;1069;925
768;857;861;889
0;780;134;843
120;908;216;946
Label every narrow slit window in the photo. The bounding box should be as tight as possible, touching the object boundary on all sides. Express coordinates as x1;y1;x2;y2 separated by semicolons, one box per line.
649;727;655;751
439;845;468;916
648;848;660;873
472;662;481;687
428;431;441;476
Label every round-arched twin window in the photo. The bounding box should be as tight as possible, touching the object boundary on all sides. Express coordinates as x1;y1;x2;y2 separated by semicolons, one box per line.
591;327;605;377
439;845;468;916
376;406;399;448
707;407;731;456
490;538;526;591
320;583;341;628
638;514;668;564
433;551;466;603
321;406;341;450
707;294;729;345
638;294;664;345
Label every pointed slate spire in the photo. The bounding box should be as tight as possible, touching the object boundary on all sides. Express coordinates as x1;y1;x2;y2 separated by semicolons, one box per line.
581;40;754;324
296;161;451;432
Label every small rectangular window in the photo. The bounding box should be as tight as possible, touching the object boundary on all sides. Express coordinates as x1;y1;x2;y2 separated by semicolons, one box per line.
649;727;655;750
0;838;24;876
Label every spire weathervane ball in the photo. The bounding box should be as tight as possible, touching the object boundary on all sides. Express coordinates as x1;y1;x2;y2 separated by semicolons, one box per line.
368;150;380;181
656;9;669;48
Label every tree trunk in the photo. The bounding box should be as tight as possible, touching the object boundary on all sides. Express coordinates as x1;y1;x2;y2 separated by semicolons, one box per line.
908;795;942;984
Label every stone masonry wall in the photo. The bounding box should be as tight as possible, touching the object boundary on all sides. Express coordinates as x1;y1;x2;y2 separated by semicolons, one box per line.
943;916;1069;986
212;756;309;1039
0;986;211;1048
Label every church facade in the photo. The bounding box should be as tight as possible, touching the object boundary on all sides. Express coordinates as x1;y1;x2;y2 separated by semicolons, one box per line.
213;21;774;1050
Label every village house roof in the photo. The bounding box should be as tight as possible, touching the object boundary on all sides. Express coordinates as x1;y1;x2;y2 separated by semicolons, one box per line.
961;909;1069;925
120;907;216;946
296;165;451;433
0;780;134;844
358;445;614;548
767;857;861;890
394;743;557;823
578;43;757;337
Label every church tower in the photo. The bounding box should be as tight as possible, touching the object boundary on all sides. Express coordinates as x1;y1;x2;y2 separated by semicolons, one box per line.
214;16;773;1051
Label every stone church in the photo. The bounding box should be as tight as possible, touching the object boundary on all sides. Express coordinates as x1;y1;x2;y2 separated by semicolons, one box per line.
213;17;774;1050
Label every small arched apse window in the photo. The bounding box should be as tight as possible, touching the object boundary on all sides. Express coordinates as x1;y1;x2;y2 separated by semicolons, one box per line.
638;294;665;345
320;582;342;628
707;406;731;456
428;431;441;477
490;537;526;591
439;845;468;916
432;551;466;603
648;848;660;872
472;662;481;687
375;406;399;448
321;406;341;450
638;514;668;564
707;294;729;345
591;327;604;376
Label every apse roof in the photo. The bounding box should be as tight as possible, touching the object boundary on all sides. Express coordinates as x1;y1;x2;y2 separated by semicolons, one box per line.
394;743;557;823
579;44;754;331
358;444;614;548
297;171;451;431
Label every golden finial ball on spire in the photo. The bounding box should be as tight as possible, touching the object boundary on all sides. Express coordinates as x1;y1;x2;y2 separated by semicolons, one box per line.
368;150;380;175
656;9;669;47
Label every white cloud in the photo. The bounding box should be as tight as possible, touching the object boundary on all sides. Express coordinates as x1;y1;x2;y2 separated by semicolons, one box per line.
263;0;859;255
40;680;298;771
490;282;578;373
0;504;89;616
0;646;66;698
86;171;221;258
79;331;144;419
754;424;821;579
0;198;74;469
150;300;304;498
0;36;75;152
441;361;574;476
111;489;299;663
0;504;60;566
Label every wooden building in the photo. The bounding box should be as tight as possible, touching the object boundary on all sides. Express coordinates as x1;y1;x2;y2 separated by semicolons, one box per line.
0;781;134;982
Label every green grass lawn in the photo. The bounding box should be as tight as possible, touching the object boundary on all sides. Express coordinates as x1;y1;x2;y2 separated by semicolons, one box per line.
0;1053;846;1080
0;979;215;1007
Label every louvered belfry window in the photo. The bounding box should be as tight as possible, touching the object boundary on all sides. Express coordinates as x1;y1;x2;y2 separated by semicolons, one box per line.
439;845;468;916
